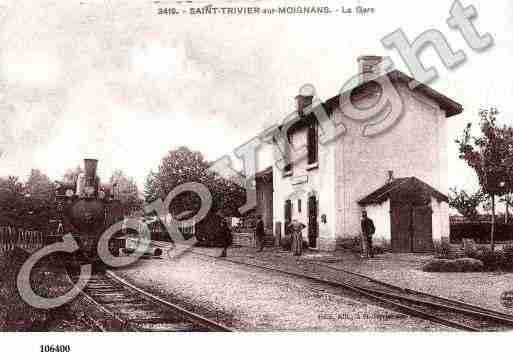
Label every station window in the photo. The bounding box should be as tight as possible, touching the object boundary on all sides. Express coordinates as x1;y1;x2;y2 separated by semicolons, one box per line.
283;133;293;176
307;122;318;166
284;200;292;234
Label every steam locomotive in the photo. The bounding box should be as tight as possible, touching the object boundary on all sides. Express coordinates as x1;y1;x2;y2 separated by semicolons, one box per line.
54;159;125;261
54;158;234;261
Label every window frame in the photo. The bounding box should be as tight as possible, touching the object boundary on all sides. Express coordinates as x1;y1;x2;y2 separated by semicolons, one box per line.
307;121;319;168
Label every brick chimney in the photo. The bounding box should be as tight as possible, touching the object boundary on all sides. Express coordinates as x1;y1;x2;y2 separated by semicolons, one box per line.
295;95;313;117
387;170;394;183
357;55;383;83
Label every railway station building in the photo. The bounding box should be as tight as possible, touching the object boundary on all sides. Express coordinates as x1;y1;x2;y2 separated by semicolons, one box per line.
266;56;462;252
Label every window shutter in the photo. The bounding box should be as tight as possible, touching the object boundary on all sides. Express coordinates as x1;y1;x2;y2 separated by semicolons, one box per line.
285;200;292;222
284;200;292;235
307;123;318;165
284;133;293;175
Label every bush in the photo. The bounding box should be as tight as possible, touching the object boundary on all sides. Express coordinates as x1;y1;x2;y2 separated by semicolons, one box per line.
470;247;501;271
451;222;513;243
463;245;513;271
280;235;291;250
423;257;484;272
462;238;478;257
501;244;513;270
372;245;385;255
279;236;309;251
435;241;459;259
455;258;485;271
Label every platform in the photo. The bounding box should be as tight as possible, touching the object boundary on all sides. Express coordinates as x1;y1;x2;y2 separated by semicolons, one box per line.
111;242;455;331
190;245;513;317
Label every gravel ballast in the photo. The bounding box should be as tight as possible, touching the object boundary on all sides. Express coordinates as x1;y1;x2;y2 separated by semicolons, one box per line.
113;246;449;331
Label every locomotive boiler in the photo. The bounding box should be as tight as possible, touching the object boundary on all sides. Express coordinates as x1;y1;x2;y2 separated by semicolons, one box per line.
55;158;124;261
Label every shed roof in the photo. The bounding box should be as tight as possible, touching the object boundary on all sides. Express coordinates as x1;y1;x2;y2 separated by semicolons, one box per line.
357;177;448;206
276;69;463;138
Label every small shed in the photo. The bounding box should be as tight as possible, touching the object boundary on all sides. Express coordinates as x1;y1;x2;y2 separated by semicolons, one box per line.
358;177;449;252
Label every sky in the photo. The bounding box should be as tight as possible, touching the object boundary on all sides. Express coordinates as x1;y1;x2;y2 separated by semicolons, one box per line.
0;0;512;196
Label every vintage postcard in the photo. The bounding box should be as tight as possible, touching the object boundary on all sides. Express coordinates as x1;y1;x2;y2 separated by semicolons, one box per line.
0;0;512;356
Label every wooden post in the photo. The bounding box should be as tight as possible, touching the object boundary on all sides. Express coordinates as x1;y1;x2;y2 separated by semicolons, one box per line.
275;221;281;248
506;200;510;224
491;194;496;252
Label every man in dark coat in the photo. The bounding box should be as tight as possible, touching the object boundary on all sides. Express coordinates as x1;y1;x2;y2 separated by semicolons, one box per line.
361;210;376;258
219;218;232;258
255;215;265;252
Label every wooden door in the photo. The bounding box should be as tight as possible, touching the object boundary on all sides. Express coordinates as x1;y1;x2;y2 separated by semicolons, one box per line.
265;191;273;230
284;200;292;235
412;205;434;252
391;203;412;252
391;202;434;252
308;195;318;248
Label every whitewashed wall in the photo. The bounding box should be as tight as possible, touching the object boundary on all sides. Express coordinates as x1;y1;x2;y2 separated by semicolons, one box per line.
335;83;449;239
272;81;453;252
364;199;391;248
431;197;450;247
272;120;337;250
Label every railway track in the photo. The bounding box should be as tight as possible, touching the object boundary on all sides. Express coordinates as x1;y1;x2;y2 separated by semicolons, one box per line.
188;250;513;331
66;263;232;332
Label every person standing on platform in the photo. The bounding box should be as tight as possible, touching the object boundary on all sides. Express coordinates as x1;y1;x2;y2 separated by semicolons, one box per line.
289;219;306;256
255;215;265;252
360;210;376;258
57;220;64;234
219;218;232;258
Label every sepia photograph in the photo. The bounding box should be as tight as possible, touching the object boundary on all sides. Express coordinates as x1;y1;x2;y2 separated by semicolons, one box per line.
0;0;512;357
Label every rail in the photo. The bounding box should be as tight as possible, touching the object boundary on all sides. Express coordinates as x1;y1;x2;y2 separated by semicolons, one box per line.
0;226;46;253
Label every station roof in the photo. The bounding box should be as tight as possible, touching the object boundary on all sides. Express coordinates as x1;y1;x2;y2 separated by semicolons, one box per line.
324;69;463;118
275;69;463;139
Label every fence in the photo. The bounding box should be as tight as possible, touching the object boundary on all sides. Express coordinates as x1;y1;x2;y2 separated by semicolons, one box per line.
0;226;46;253
450;222;513;244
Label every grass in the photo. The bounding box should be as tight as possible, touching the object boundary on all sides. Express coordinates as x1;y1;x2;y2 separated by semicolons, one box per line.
0;248;90;331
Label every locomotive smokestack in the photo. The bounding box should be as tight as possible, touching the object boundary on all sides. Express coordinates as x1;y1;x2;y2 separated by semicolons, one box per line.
84;159;98;179
76;159;99;198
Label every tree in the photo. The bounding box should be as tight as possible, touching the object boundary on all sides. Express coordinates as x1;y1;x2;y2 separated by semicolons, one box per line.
144;171;160;203
25;169;56;228
456;107;513;251
0;170;56;229
62;166;83;184
500;194;513;223
0;176;24;223
26;169;54;203
449;188;486;220
145;146;246;218
109;169;141;210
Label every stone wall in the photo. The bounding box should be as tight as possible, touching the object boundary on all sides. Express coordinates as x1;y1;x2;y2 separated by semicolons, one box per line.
272;121;337;250
335;83;448;239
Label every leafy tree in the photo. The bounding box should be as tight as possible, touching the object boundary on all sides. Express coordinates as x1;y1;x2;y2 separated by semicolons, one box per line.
109;169;142;210
62;166;83;184
0;176;24;222
0;170;56;229
26;169;54;202
449;188;486;220
456;107;513;251
24;169;56;228
500;194;513;223
145;146;246;218
144;171;160;203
